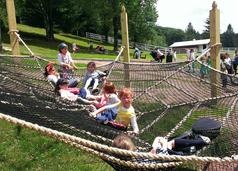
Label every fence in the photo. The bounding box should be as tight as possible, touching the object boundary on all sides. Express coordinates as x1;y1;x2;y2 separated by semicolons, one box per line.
85;32;167;51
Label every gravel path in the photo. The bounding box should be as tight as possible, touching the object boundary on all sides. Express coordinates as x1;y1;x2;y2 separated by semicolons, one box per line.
74;59;112;67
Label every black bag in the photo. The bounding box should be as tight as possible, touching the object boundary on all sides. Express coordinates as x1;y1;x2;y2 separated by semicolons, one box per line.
192;117;221;139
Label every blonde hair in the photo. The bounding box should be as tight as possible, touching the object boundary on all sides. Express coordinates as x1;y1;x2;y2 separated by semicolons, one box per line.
112;134;136;151
118;88;133;99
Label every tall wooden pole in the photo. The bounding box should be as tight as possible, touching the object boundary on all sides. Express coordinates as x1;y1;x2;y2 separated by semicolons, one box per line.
120;6;130;88
210;1;220;97
6;0;20;55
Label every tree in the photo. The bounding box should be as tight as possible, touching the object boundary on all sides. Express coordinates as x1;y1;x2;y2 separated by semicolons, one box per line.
126;0;158;45
22;0;59;40
185;22;200;40
221;24;235;47
201;18;210;39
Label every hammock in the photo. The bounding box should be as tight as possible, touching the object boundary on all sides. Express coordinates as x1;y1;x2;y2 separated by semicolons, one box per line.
1;53;238;171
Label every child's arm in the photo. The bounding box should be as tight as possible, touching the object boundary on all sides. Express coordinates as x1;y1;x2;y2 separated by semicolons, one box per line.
127;116;139;135
90;101;120;118
70;61;78;70
96;70;107;76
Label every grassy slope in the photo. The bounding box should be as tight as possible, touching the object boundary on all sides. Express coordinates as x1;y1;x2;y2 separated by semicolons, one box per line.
3;24;143;61
0;119;113;171
1;24;117;170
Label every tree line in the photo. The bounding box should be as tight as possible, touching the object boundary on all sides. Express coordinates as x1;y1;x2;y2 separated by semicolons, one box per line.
1;0;238;50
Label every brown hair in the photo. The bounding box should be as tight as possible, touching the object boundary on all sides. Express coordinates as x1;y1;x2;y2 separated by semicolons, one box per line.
44;63;54;77
118;88;133;99
103;81;116;94
87;61;96;68
112;133;136;151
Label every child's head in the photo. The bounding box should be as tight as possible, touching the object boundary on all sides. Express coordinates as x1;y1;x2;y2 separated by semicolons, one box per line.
87;62;96;73
112;133;136;151
200;56;206;63
58;42;68;54
44;63;56;77
220;53;226;61
55;78;69;94
103;81;116;94
119;88;133;108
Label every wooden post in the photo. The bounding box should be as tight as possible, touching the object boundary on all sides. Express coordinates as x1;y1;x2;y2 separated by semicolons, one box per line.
210;1;220;97
6;0;20;55
121;6;130;88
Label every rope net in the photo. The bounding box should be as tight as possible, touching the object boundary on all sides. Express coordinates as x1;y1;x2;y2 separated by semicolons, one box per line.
0;54;238;170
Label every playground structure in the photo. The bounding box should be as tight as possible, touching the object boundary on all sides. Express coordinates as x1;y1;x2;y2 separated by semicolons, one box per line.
1;1;238;170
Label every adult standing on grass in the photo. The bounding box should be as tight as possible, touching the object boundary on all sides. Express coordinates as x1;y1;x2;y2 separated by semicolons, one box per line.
57;42;79;86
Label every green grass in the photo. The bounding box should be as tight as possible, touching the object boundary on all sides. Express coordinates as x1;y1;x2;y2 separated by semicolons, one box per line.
0;120;113;171
3;24;131;61
3;24;188;62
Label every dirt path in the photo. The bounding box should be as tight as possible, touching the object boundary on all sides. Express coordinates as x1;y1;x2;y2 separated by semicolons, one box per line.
74;59;112;67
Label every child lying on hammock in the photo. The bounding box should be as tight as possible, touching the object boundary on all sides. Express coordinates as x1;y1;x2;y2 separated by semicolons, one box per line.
112;133;211;156
150;135;210;155
90;88;139;135
44;62;79;88
55;78;97;104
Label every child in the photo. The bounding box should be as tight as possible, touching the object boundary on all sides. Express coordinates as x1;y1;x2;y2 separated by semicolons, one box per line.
91;88;139;135
188;49;195;72
55;78;95;104
112;133;136;151
93;81;119;109
90;82;120;123
57;42;79;81
83;62;107;92
220;53;228;88
114;88;139;135
72;43;80;53
199;56;208;80
44;63;78;88
150;135;210;155
112;133;210;156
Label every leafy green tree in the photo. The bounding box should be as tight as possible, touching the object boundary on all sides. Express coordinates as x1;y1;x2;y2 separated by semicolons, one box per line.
20;0;60;40
0;0;8;28
221;24;235;47
164;28;185;46
126;0;158;45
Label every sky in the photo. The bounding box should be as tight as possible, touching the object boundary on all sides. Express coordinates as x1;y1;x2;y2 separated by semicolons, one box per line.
156;0;237;33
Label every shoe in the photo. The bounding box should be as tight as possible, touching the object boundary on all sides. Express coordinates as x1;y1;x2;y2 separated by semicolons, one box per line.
92;88;100;95
103;119;109;124
199;135;211;144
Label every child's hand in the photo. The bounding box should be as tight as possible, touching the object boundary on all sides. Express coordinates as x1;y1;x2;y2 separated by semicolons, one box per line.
127;131;138;137
89;111;97;118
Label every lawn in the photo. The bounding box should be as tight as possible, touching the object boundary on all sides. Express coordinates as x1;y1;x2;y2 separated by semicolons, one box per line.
3;24;153;62
0;119;113;171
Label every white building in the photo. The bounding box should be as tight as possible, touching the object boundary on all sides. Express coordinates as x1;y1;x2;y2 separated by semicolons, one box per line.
169;39;210;53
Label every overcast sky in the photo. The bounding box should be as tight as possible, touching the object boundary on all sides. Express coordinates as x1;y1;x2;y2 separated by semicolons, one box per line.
156;0;237;33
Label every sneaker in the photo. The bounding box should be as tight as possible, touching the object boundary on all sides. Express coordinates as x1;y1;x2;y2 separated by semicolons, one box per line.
199;135;211;144
92;88;100;95
103;119;109;124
